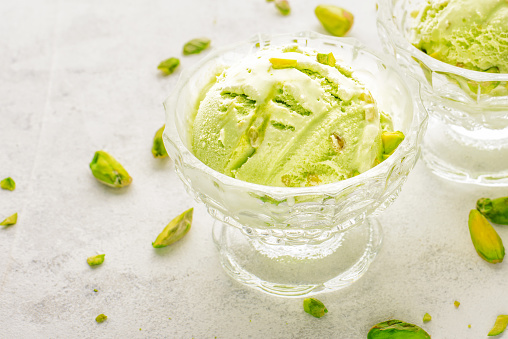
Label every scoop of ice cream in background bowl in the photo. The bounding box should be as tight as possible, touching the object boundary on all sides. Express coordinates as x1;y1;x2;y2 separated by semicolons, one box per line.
377;0;508;186
163;31;427;297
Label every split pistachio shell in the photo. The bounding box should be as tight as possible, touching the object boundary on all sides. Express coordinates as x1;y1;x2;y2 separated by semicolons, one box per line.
95;314;107;323
488;315;508;336
317;52;336;67
477;197;508;225
303;298;328;318
87;254;105;266
315;5;354;37
183;38;210;55
0;177;15;191
468;209;505;264
157;57;180;76
89;151;132;188
152;208;193;248
152;125;168;158
382;131;405;155
368;320;431;339
275;0;290;15
0;213;17;226
269;58;297;69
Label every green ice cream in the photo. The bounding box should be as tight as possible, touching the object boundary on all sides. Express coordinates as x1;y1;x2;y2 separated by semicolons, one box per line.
412;0;508;73
191;47;394;187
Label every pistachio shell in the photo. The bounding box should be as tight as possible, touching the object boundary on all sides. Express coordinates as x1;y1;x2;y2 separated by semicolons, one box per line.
468;209;505;264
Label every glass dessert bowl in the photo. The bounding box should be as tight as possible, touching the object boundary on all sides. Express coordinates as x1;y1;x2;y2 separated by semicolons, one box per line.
163;31;427;297
378;0;508;186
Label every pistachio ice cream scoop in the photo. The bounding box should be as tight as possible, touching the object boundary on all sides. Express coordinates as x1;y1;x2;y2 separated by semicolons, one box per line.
191;46;399;187
412;0;508;73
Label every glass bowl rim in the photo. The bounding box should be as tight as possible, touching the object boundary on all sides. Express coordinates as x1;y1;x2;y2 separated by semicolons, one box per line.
377;0;508;82
163;30;427;198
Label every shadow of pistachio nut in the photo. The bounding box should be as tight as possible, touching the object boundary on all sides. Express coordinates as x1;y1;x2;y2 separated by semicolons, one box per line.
0;177;15;191
274;0;290;15
89;151;132;188
183;38;210;55
152;125;168;158
315;5;354;37
0;213;17;226
368;320;430;339
152;208;193;248
488;315;508;337
303;298;328;318
469;209;505;264
157;57;180;76
87;254;105;266
477;197;508;225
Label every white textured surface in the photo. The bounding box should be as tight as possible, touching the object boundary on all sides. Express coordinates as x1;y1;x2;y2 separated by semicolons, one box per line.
1;0;507;338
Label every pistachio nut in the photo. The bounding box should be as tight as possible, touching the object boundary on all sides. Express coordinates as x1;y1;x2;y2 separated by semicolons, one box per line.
152;208;193;248
317;52;336;67
274;0;290;15
269;58;297;69
423;313;431;323
315;5;354;37
87;254;105;266
89;151;132;188
488;315;508;336
0;177;15;191
368;320;431;339
183;38;210;55
152;125;168;158
381;131;405;155
468;209;505;264
0;213;17;226
477;197;508;225
303;298;328;318
95;314;107;323
157;57;180;76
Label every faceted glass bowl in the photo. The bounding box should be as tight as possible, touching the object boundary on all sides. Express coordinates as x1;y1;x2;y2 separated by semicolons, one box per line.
163;31;428;296
377;0;508;185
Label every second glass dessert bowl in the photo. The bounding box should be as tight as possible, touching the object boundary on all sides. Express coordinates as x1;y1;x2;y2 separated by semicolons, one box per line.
378;0;508;186
163;31;427;297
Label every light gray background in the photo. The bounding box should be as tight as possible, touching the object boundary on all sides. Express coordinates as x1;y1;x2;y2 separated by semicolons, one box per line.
1;0;507;338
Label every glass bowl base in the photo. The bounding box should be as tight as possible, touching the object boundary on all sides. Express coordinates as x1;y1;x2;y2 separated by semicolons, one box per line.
212;217;383;297
422;117;508;186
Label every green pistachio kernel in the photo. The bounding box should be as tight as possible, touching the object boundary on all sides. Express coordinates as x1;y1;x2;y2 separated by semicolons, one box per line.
317;52;336;67
152;125;168;158
454;300;460;308
381;131;405;155
275;0;290;15
477;197;508;225
87;254;105;266
157;57;180;76
89;151;132;188
368;320;431;339
0;213;17;226
183;38;211;55
303;298;328;318
95;314;107;323
0;177;15;191
315;5;354;37
152;208;193;248
269;58;297;69
488;315;508;336
423;313;431;323
469;209;505;264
